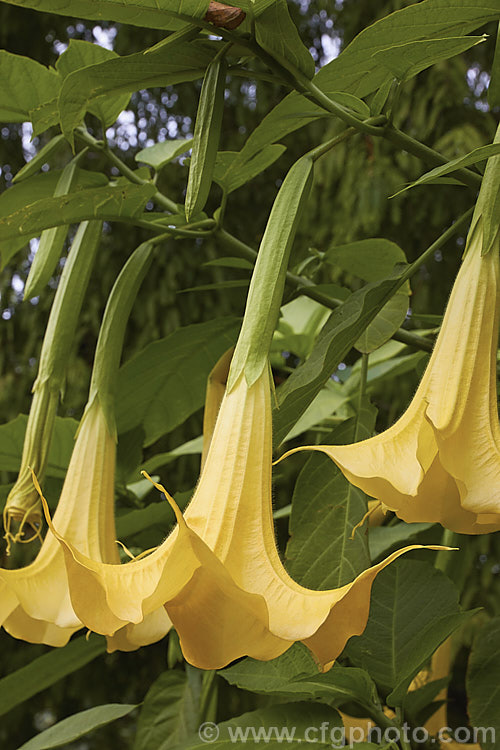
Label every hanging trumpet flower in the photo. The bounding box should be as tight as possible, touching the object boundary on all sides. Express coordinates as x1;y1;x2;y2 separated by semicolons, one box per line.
284;128;500;535
1;241;170;650
40;155;442;670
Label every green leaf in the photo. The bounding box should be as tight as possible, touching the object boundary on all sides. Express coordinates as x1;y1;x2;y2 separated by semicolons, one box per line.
356;292;409;353
59;43;215;145
239;91;366;164
240;0;500;160
324;239;409;353
0;634;105;716
12;135;68;183
373;35;486;82
0;51;59;123
285;408;375;590
0;169;108;220
116;501;175;541
220;644;378;713
0;414;78;477
18;704;137;750
273;268;408;445
254;0;315;79
403;677;449;725
369;522;434;562
325;239;407;283
0;0;210;32
24;159;81;298
134;670;201;750
281;380;351;441
213;145;286;194
392;142;500;197
220;643;319;691
56;39;131;128
467;617;500;750
0;184;156;264
179;280;249;293
314;0;499;96
345;559;475;707
203;256;253;270
141;435;203;473
115;317;240;445
0;166;108;268
135;139;194;170
176;702;342;749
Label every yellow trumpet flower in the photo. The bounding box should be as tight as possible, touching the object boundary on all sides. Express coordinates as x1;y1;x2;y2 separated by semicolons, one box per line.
0;400;170;649
285;221;500;534
42;362;439;670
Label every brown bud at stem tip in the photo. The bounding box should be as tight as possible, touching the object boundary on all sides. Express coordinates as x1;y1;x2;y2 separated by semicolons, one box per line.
204;1;246;30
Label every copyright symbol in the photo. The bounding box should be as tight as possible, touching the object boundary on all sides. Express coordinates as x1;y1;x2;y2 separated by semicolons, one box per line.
198;722;219;743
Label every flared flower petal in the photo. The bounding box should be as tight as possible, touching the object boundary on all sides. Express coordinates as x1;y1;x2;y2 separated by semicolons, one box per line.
285;222;500;534
1;401;170;649
46;364;439;670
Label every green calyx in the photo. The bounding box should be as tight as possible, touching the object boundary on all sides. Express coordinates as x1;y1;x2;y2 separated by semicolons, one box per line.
86;240;156;439
227;156;314;391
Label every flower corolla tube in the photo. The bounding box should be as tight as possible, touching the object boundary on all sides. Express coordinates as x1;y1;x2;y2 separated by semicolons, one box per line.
285;221;500;534
41;359;438;670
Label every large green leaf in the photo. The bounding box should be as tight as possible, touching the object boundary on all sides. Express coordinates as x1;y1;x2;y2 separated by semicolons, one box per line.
220;644;378;713
240;0;500;160
18;704;137;750
467;617;500;750
345;559;475;707
176;702;342;749
0;169;107;220
115;317;240;445
0;414;77;477
285;405;375;590
369;522;434;562
254;0;314;79
0;184;156;265
56;39;131;128
0;634;105;716
12;135;68;184
325;239;407;283
135;139;194;171
324;238;409;353
393;142;500;197
220;643;319;691
314;0;499;96
58;43;215;144
134;669;201;750
0;0;210;32
0;51;59;123
116;502;176;543
273;269;408;445
213;145;286;194
373;34;486;82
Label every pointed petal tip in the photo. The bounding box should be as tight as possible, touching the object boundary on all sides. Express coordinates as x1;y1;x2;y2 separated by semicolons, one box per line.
140;470;186;527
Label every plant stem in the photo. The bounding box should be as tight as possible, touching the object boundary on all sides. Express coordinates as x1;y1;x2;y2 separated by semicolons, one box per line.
399;207;473;286
74;128;180;214
306;127;358;161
